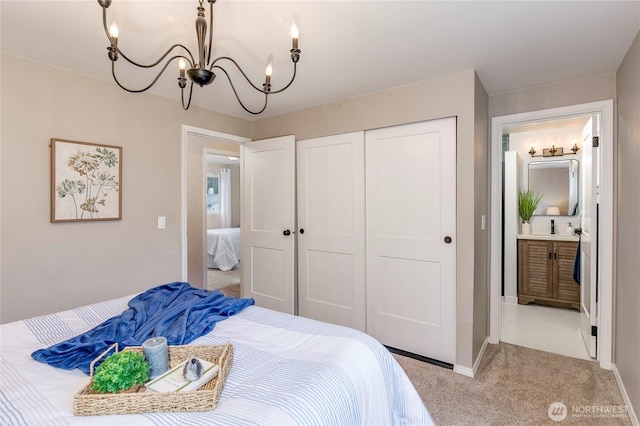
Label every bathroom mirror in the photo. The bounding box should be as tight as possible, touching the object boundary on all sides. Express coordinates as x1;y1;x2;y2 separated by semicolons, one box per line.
528;159;579;216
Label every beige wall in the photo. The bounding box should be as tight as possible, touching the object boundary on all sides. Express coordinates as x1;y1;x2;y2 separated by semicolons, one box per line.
0;54;251;323
473;72;490;362
615;30;640;421
489;73;616;118
253;69;489;370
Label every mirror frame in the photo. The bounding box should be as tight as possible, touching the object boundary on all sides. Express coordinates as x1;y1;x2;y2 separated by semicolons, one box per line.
528;159;579;217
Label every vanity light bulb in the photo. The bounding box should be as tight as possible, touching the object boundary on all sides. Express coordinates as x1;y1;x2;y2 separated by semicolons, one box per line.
179;58;187;70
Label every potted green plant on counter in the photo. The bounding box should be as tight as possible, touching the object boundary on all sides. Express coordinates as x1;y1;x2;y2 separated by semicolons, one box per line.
518;189;544;234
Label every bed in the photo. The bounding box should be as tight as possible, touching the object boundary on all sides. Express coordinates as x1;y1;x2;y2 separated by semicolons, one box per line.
207;227;241;271
0;288;432;425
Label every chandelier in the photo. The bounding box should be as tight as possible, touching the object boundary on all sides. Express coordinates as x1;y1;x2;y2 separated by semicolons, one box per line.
97;0;301;114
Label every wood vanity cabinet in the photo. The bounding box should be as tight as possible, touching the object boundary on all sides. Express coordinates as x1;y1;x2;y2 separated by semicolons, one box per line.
518;238;580;310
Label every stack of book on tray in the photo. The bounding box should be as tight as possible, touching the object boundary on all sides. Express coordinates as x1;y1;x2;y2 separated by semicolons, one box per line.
146;358;219;393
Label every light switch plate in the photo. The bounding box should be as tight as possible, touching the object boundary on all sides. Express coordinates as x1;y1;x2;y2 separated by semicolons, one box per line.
481;215;486;230
158;216;166;229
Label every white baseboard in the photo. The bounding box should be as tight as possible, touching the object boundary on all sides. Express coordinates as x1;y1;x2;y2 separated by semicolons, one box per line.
453;364;474;377
613;363;639;426
454;337;489;378
504;296;518;305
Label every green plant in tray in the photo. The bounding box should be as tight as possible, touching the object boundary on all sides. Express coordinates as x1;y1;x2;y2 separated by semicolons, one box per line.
92;350;150;393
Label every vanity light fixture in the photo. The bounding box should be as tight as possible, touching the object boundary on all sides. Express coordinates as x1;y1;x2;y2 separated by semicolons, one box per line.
528;143;580;157
97;0;301;114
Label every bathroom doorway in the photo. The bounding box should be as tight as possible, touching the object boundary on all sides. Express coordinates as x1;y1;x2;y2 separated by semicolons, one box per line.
489;100;614;370
501;115;592;361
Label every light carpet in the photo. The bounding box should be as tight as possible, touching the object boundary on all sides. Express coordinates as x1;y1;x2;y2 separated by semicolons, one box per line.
395;342;631;425
206;267;240;291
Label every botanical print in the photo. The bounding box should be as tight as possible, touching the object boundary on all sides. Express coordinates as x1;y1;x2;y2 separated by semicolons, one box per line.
51;139;122;222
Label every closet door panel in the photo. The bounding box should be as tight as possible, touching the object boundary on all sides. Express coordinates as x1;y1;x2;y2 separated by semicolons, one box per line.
366;118;456;364
297;132;366;331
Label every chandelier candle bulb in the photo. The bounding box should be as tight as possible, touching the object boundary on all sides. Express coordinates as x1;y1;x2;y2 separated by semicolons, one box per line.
109;21;118;40
264;63;273;88
178;59;187;88
291;23;299;49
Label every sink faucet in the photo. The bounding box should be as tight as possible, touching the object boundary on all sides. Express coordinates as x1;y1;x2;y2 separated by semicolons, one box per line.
551;219;556;235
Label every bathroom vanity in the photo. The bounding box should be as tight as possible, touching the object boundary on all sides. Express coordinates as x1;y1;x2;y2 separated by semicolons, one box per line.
517;234;580;310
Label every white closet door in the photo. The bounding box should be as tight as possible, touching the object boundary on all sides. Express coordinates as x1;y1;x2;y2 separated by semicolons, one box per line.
366;117;456;364
297;132;366;331
241;136;296;314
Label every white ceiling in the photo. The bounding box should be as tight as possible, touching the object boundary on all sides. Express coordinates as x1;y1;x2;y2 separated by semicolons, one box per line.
2;1;639;121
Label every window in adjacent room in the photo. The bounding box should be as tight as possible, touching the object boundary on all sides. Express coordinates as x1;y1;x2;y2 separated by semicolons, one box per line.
206;173;220;211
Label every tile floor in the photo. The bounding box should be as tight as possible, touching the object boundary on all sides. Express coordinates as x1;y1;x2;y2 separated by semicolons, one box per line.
501;301;593;361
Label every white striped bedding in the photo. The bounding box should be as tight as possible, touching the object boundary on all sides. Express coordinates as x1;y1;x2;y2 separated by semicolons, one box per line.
0;295;433;425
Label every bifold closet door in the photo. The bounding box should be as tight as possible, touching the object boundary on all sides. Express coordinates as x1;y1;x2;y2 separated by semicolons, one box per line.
297;132;366;331
241;135;296;314
366;117;456;364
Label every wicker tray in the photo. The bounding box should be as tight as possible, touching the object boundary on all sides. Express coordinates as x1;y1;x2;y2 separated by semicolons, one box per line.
73;342;233;416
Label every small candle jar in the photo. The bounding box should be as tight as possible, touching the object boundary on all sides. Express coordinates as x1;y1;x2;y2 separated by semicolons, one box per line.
142;336;168;380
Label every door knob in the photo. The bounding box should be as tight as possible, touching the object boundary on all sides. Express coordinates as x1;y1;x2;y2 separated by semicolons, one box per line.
444;236;452;244
299;228;305;234
283;229;291;236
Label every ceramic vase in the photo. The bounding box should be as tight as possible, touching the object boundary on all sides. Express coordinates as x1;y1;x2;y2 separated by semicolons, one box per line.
521;221;532;234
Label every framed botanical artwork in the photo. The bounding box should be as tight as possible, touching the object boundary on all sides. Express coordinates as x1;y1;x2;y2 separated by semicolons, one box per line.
50;138;122;222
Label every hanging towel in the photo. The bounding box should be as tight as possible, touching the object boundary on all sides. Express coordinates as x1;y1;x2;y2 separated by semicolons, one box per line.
573;236;581;284
31;282;254;374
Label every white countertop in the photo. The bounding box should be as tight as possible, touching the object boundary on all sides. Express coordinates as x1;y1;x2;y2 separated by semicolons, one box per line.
517;233;580;242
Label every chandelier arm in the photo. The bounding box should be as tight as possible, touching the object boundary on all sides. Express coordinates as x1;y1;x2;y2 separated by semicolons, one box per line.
116;43;195;70
111;55;186;93
102;5;196;68
210;57;298;95
213;65;268;115
116;44;195;68
210;57;267;93
181;82;195;110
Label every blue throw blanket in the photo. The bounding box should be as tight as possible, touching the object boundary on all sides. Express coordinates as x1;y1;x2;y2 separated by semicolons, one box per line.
31;282;254;374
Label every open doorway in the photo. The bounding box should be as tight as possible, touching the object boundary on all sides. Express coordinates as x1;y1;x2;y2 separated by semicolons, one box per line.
500;115;591;361
181;125;249;290
489;100;614;370
204;152;241;293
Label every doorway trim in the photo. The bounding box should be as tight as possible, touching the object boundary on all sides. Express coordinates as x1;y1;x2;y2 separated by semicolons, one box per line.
181;125;250;282
488;100;614;370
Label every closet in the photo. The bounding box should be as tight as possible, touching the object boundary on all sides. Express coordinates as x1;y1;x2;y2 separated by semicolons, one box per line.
242;118;456;364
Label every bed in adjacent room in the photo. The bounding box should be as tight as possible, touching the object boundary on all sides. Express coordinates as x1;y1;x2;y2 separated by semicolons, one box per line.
0;283;432;425
207;227;240;271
